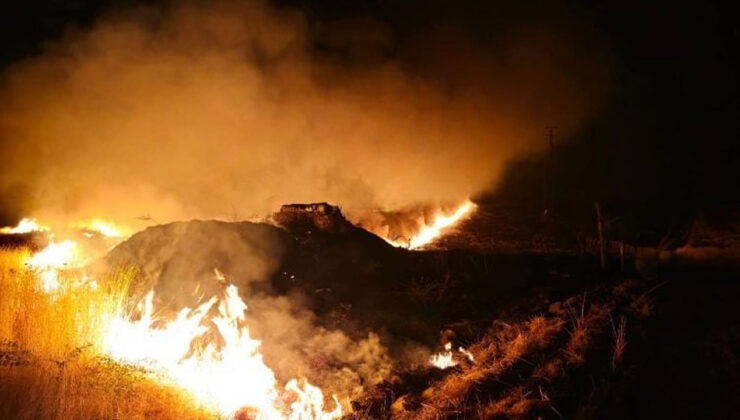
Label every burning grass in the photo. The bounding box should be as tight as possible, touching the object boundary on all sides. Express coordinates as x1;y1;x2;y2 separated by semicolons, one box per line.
0;212;672;419
0;247;212;419
0;248;128;360
0;246;345;419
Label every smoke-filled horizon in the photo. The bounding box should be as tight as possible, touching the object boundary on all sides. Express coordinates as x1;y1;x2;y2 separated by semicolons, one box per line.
0;0;608;229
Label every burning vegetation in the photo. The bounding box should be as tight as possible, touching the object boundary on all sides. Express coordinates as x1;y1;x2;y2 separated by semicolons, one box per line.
0;203;484;418
2;200;720;419
0;216;352;419
0;0;738;419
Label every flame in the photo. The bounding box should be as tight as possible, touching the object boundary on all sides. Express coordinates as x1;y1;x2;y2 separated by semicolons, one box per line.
387;200;476;249
429;343;474;369
429;342;457;369
0;217;49;234
26;239;80;292
102;270;342;419
459;346;475;363
1;216;130;238
11;216;348;418
7;216;130;292
71;218;129;238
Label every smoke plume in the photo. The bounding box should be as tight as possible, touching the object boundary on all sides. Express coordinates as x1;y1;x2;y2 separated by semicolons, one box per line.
0;0;606;228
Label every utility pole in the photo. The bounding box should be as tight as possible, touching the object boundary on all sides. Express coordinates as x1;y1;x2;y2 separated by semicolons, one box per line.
544;126;557;216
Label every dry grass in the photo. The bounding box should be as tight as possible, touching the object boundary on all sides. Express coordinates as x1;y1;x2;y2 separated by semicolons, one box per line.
480;387;536;419
0;248;130;358
0;247;213;420
611;314;627;368
392;315;565;419
0;358;211;420
351;275;656;420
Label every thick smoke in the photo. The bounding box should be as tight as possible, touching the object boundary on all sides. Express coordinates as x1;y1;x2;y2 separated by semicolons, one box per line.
0;0;606;228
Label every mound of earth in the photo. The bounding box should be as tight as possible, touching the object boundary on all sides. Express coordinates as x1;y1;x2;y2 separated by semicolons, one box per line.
103;203;602;347
102;204;417;338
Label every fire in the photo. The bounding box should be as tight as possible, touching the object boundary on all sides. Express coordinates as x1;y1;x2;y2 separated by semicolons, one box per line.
388;200;476;249
102;270;342;419
4;216;131;291
72;218;129;238
429;343;457;369
429;343;474;369
26;239;80;292
1;216;130;239
0;217;49;234
7;214;372;418
19;232;344;418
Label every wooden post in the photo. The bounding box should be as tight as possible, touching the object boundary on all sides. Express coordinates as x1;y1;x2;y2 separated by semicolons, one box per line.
595;202;606;270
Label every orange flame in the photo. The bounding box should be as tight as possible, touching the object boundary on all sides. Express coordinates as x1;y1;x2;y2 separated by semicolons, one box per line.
388;200;476;249
102;270;342;419
429;343;474;369
72;218;129;238
14;219;343;418
26;239;80;292
429;342;457;369
0;218;49;234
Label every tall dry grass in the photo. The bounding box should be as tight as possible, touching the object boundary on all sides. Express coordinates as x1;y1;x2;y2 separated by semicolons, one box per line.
0;248;130;357
0;247;212;420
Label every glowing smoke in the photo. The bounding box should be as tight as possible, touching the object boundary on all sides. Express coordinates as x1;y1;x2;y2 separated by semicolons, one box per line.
0;0;607;228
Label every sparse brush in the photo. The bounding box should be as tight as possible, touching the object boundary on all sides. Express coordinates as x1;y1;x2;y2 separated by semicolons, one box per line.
527;316;563;348
564;327;590;364
481;387;535;419
563;295;611;365
502;333;529;365
533;359;563;380
610;314;627;368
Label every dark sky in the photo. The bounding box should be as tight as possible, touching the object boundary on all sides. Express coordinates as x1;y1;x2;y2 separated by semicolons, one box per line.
1;0;738;226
